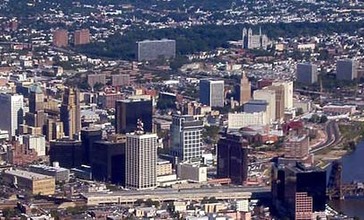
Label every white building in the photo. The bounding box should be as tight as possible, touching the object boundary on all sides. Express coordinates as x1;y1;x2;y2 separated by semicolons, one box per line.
228;112;268;129
199;79;225;107
253;89;276;122
0;93;24;137
22;135;46;156
126;132;157;190
177;162;207;183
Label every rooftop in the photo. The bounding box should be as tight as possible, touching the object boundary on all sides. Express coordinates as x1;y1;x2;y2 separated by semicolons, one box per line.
4;169;54;180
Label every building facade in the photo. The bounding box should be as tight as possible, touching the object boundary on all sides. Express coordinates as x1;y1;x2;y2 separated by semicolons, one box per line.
53;29;68;47
74;29;90;45
336;59;358;81
60;88;81;139
0;93;24;137
239;72;251;105
296;63;318;85
137;39;176;61
199;79;225;107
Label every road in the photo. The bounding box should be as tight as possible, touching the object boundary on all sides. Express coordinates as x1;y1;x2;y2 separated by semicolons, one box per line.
310;120;341;154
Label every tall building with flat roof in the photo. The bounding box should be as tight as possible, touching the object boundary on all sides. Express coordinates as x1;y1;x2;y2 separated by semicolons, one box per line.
239;72;251;105
81;127;102;165
253;89;276;122
170;114;203;161
53;29;68;47
217;133;249;185
199;79;225;107
60;88;81;139
272;81;293;110
49;139;83;168
336;59;357;81
0;93;24;137
74;29;90;45
115;99;153;134
137;39;176;61
125;127;157;190
296;63;318;85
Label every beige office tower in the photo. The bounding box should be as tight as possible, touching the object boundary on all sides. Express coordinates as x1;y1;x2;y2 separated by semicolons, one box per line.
46;118;64;141
23;84;46;135
60;88;81;140
239;72;251;105
267;85;285;121
253;89;276;122
125;125;157;190
272;81;293;110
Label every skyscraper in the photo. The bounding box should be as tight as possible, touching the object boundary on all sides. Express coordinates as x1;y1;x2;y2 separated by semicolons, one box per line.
336;59;358;81
81;127;102;165
0;93;24;137
170;114;203;161
91;137;126;185
125;121;157;190
253;89;276;122
49;139;83;169
115;99;153;134
53;29;68;47
199;79;225;107
239;72;251;105
296;63;318;85
60;88;81;139
74;29;90;45
272;81;294;110
217;133;249;185
24;84;46;134
267;85;285;121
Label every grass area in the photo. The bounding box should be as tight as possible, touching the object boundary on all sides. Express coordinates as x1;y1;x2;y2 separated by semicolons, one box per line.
339;122;364;141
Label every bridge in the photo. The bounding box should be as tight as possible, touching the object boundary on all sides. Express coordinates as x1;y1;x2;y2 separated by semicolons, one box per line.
327;160;364;200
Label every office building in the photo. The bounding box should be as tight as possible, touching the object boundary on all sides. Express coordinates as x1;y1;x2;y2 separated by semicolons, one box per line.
29;163;70;182
170;114;203;161
217;133;249;185
177;162;207;183
24;84;46;133
53;29;68;47
137;39;176;61
284;134;309;160
125;122;157;190
253;89;276;122
46;118;64;141
336;59;358;80
115;99;153;134
271;162;326;218
244;100;268;113
22;135;46;156
239;72;251;105
242;27;270;50
49;139;83;168
272;81;294;110
157;159;173;176
295;192;313;220
74;29;90;45
199;79;225;107
91;137;126;185
60;88;81;139
2;169;55;195
267;85;285;121
0;93;24;137
228;112;268;129
81;127;103;165
296;63;318;84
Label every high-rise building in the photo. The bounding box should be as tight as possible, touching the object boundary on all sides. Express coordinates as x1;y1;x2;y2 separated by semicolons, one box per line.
91;137;126;185
115;99;153;134
284;134;309;160
239;72;251;105
170;114;203;161
199;79;225;107
53;29;68;47
137;39;176;61
81;127;102;165
22;134;46;156
74;29;90;45
111;74;130;87
336;59;358;81
29;84;44;113
60;88;81;139
295;192;313;220
272;81;294;110
49;139;83;168
87;74;107;89
267;85;285;121
46;118;64;141
296;63;318;85
125;121;157;190
253;89;276;122
0;93;24;137
24;84;46;134
217;133;249;185
271;162;326;218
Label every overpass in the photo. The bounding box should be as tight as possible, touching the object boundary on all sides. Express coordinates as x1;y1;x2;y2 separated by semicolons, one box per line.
81;186;271;206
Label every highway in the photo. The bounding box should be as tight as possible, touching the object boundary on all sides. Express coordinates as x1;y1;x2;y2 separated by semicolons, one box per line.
310;120;341;154
81;186;271;205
